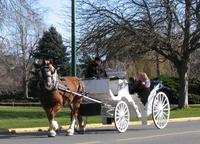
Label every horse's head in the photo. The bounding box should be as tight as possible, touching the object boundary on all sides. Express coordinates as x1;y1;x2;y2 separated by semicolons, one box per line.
40;60;58;91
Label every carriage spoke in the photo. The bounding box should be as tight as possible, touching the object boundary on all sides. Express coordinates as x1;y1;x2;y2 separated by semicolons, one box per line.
162;103;168;109
114;101;130;133
152;92;170;129
162;111;169;119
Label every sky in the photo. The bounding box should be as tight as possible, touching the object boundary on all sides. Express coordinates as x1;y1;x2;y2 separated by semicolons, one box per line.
38;0;71;39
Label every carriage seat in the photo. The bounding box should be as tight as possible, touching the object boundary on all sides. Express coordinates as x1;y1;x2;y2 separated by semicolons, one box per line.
83;79;110;94
109;79;120;96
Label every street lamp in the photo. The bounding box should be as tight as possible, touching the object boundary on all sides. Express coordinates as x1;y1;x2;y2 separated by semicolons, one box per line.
71;0;76;76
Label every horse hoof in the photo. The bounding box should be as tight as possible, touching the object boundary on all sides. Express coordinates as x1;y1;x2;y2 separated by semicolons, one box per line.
48;130;56;137
78;130;85;134
78;128;85;134
66;129;74;136
56;127;61;134
66;132;74;136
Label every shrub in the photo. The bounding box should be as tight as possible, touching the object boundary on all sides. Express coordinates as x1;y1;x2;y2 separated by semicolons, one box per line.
188;94;200;104
0;88;39;103
158;75;200;104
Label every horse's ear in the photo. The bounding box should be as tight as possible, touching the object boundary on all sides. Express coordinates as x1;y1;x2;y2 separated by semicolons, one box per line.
44;60;50;65
49;59;54;64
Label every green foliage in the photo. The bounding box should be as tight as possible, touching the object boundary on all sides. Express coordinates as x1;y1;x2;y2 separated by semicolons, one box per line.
27;62;42;100
189;79;200;94
0;89;23;101
188;94;200;104
0;89;38;102
27;26;70;101
36;26;70;76
77;51;93;77
159;75;178;91
159;75;200;104
188;78;200;104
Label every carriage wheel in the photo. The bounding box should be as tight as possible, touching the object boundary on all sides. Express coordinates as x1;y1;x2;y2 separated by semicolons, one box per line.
114;101;130;133
152;92;170;129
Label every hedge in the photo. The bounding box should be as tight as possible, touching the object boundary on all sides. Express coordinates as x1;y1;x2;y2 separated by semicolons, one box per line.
159;75;200;104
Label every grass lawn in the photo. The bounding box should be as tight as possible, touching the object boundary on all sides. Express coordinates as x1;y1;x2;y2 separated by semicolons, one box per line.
170;105;200;118
0;105;200;129
0;106;101;129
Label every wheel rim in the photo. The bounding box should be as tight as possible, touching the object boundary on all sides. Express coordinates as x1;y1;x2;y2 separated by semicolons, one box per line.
152;92;170;129
114;101;130;133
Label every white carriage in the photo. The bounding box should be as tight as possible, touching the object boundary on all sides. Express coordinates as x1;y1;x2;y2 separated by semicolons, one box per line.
78;72;170;133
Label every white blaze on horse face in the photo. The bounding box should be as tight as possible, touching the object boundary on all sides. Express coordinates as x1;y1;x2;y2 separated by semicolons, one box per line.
52;71;58;82
46;71;52;86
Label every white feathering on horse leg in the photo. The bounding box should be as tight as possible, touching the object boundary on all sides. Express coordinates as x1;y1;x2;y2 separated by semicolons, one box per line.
48;120;58;137
78;120;86;134
49;119;59;130
52;120;59;130
66;119;76;136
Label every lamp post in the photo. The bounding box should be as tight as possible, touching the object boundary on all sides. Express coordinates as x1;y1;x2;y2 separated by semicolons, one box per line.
71;0;76;76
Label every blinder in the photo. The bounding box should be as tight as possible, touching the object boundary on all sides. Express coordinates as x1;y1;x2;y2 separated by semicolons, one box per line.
40;64;57;91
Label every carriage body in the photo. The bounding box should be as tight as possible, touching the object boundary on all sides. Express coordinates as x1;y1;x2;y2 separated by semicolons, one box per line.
79;72;170;132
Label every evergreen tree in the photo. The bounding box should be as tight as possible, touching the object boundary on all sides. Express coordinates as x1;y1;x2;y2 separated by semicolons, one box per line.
77;51;93;77
35;26;70;76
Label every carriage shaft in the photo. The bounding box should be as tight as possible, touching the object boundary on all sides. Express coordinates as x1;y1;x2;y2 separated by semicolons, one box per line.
56;83;103;104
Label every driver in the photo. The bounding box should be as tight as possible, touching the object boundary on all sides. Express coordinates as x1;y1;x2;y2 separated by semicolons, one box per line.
85;57;107;79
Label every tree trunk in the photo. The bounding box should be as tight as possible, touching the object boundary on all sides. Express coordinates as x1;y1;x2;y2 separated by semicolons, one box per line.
177;62;189;108
25;79;29;98
23;64;29;99
155;53;160;77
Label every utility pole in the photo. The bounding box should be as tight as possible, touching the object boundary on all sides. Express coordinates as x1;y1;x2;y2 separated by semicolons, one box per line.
71;0;76;76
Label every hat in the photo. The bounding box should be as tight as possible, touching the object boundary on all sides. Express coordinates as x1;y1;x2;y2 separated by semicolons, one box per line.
94;57;101;61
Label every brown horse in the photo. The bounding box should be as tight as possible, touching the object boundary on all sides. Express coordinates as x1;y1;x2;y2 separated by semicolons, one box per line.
38;60;85;137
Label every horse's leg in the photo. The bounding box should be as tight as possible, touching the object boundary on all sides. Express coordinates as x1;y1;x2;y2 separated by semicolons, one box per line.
51;105;61;132
66;104;76;136
77;81;85;134
66;99;83;136
77;112;85;134
46;107;60;137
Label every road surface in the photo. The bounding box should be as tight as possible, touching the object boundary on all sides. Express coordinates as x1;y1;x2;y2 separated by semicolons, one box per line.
1;121;200;144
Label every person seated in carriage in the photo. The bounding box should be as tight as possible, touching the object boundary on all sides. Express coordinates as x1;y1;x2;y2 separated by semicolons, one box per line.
129;72;151;104
85;57;107;79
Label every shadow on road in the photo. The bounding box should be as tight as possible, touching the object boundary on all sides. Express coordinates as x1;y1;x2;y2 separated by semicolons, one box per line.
0;125;156;139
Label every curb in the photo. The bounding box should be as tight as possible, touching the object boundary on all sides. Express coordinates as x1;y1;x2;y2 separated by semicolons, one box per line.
1;117;200;134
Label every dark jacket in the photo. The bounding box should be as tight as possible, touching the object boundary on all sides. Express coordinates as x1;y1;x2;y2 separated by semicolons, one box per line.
85;61;107;79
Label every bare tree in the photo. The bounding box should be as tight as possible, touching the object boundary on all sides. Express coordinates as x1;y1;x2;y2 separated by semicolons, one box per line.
190;49;200;79
0;0;45;98
133;0;200;108
78;0;200;108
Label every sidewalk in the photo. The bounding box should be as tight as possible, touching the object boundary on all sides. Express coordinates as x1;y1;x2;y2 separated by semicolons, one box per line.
1;117;200;134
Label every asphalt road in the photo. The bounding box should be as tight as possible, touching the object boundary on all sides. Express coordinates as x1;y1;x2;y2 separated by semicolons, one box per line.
1;121;200;144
